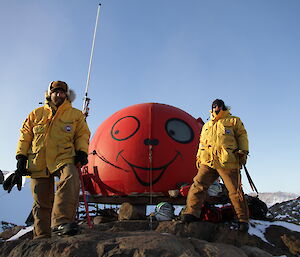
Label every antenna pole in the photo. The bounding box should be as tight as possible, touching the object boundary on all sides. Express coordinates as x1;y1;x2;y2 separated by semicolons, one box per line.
83;3;101;117
79;4;101;229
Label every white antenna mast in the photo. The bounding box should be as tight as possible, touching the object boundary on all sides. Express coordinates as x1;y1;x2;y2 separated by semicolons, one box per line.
82;3;101;117
79;3;101;229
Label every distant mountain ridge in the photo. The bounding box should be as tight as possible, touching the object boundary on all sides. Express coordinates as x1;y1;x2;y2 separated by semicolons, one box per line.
247;191;300;225
249;191;299;207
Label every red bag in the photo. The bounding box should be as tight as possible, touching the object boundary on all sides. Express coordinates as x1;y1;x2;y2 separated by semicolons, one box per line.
179;185;191;197
200;204;222;222
200;204;235;223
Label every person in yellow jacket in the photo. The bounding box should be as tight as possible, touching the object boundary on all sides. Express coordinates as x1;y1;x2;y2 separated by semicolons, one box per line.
15;81;90;238
182;99;249;232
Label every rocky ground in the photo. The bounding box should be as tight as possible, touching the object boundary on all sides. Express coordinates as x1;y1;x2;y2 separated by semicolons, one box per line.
1;218;300;257
270;197;300;225
1;195;300;257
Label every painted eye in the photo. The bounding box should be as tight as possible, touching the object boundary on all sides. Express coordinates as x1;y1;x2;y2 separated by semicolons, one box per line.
165;118;194;144
111;116;140;141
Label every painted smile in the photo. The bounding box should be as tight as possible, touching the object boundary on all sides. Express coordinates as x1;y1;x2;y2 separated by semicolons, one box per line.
118;151;181;186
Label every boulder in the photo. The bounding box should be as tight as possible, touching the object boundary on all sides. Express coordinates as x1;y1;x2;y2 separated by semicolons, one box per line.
118;203;146;220
281;234;300;255
92;208;118;224
240;246;273;257
0;226;25;240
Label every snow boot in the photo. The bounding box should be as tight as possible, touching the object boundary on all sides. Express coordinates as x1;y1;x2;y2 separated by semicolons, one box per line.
52;222;79;236
238;222;249;232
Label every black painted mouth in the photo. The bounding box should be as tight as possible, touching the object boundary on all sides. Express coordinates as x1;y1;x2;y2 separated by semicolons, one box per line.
118;151;181;186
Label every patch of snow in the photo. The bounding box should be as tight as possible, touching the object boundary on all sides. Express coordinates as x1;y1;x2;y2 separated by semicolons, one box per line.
276;214;289;218
272;220;300;232
174;205;184;215
249;219;300;246
215;203;232;208
249;220;270;244
7;226;33;241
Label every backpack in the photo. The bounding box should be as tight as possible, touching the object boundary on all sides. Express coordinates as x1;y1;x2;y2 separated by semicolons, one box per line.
154;202;175;221
188;195;272;223
246;195;273;221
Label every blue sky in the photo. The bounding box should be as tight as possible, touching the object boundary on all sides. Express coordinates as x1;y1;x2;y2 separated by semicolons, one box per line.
0;0;299;225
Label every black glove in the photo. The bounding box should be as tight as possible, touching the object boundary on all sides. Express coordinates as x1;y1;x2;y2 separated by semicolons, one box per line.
3;172;22;193
75;151;88;166
16;155;29;176
236;150;248;166
3;155;29;193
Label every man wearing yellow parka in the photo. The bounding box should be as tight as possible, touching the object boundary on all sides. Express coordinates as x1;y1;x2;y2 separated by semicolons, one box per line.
183;99;249;232
15;81;90;238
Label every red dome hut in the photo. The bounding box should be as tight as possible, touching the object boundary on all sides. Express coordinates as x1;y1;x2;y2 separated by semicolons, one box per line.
83;103;201;196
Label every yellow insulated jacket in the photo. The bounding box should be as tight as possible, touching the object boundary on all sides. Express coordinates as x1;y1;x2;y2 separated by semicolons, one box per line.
16;99;90;178
197;109;248;169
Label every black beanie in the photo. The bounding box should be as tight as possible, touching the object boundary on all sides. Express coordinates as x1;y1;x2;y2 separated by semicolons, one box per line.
212;99;226;110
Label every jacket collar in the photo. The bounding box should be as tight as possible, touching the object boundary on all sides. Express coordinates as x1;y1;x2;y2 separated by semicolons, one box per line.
210;109;230;121
44;98;72;116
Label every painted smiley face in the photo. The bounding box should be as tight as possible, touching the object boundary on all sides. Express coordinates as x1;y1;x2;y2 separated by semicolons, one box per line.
110;116;195;186
86;103;201;196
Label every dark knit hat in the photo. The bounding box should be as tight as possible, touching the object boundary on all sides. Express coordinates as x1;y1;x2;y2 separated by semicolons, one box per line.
46;80;76;102
212;99;226;110
48;81;68;94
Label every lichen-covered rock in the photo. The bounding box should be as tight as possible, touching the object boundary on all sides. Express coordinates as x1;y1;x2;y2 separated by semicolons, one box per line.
0;220;299;257
0;231;248;257
270;197;300;225
281;234;300;255
0;226;24;240
241;246;273;257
